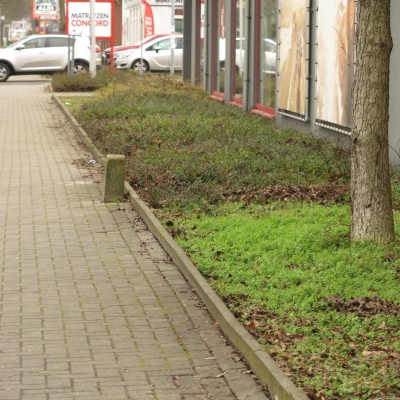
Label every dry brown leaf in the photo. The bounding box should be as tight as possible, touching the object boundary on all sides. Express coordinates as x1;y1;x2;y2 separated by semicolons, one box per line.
244;321;258;331
215;370;229;378
362;350;385;358
378;321;387;330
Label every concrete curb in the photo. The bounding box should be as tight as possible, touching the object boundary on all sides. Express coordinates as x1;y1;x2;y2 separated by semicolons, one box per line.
52;93;310;400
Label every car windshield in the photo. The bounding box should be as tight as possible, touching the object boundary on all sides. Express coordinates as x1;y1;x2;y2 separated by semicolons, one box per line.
133;35;181;47
6;36;30;48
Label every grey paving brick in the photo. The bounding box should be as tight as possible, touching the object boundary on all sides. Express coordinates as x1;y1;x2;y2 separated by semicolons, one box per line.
0;77;269;400
0;390;20;400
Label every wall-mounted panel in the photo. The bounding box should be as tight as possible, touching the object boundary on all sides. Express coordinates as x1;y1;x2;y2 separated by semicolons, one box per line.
277;0;310;120
315;0;355;134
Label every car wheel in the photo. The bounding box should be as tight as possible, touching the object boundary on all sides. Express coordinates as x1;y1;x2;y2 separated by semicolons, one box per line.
0;63;11;82
73;62;88;74
131;59;149;73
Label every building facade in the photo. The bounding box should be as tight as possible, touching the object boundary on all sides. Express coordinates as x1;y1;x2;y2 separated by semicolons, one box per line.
181;1;400;164
184;1;277;117
123;0;183;45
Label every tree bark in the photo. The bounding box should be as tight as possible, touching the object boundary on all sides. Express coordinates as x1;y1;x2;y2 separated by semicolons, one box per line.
351;0;395;243
59;0;66;34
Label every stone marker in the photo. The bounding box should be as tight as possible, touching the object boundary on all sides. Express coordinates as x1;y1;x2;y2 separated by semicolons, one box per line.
103;154;126;203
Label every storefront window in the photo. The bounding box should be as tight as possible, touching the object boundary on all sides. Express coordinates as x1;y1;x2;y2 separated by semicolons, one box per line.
234;0;247;99
199;1;205;81
260;0;276;109
175;18;183;33
217;0;226;94
200;38;205;79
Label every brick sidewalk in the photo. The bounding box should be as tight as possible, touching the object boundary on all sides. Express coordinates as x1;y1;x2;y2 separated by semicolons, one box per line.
0;77;269;400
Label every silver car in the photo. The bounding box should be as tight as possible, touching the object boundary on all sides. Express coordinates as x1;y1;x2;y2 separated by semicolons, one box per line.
113;34;183;73
0;34;101;82
219;37;277;75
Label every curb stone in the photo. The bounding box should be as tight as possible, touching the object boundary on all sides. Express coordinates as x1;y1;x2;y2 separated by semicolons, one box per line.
52;93;311;400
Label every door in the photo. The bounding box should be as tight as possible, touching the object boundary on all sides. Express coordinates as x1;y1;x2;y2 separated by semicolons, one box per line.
145;37;183;71
45;37;69;70
172;37;183;70
12;37;47;71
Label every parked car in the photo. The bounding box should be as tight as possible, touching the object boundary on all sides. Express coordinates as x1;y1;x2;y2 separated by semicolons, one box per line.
219;37;277;74
101;33;171;65
0;34;101;82
113;34;183;73
261;38;277;74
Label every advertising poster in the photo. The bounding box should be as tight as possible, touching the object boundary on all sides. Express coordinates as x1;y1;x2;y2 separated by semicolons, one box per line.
316;0;355;130
278;0;308;118
67;2;112;37
33;0;59;18
143;1;154;38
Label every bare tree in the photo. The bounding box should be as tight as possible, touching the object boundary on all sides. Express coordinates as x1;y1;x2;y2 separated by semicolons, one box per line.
0;0;30;21
351;0;395;243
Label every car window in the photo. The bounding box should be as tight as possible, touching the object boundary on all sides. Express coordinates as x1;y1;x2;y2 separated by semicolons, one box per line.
22;37;46;49
236;39;245;50
6;36;27;48
175;37;183;50
147;38;172;51
47;37;69;48
264;41;276;53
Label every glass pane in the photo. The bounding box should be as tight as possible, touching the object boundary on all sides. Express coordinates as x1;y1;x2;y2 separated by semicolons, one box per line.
235;0;247;99
175;19;183;33
218;0;227;93
200;39;205;79
199;1;205;80
175;37;183;50
47;38;68;48
260;0;277;108
24;38;46;48
147;39;171;51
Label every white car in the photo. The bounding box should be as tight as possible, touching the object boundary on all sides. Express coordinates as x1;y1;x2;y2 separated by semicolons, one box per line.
219;38;277;74
113;34;183;73
101;34;171;65
0;34;101;82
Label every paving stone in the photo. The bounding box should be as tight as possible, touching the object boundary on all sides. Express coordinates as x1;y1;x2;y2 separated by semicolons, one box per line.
0;76;269;400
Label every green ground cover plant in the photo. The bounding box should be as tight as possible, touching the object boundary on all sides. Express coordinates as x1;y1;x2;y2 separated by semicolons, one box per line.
168;202;400;400
59;73;400;400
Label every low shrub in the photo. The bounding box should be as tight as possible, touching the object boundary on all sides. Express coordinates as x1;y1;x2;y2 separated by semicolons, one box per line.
68;74;351;209
51;67;136;92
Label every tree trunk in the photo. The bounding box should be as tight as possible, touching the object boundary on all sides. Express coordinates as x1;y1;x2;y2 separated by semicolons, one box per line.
59;0;66;34
351;0;395;243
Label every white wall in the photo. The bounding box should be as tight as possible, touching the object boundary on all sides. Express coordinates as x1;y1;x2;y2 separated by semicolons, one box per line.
152;6;173;34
